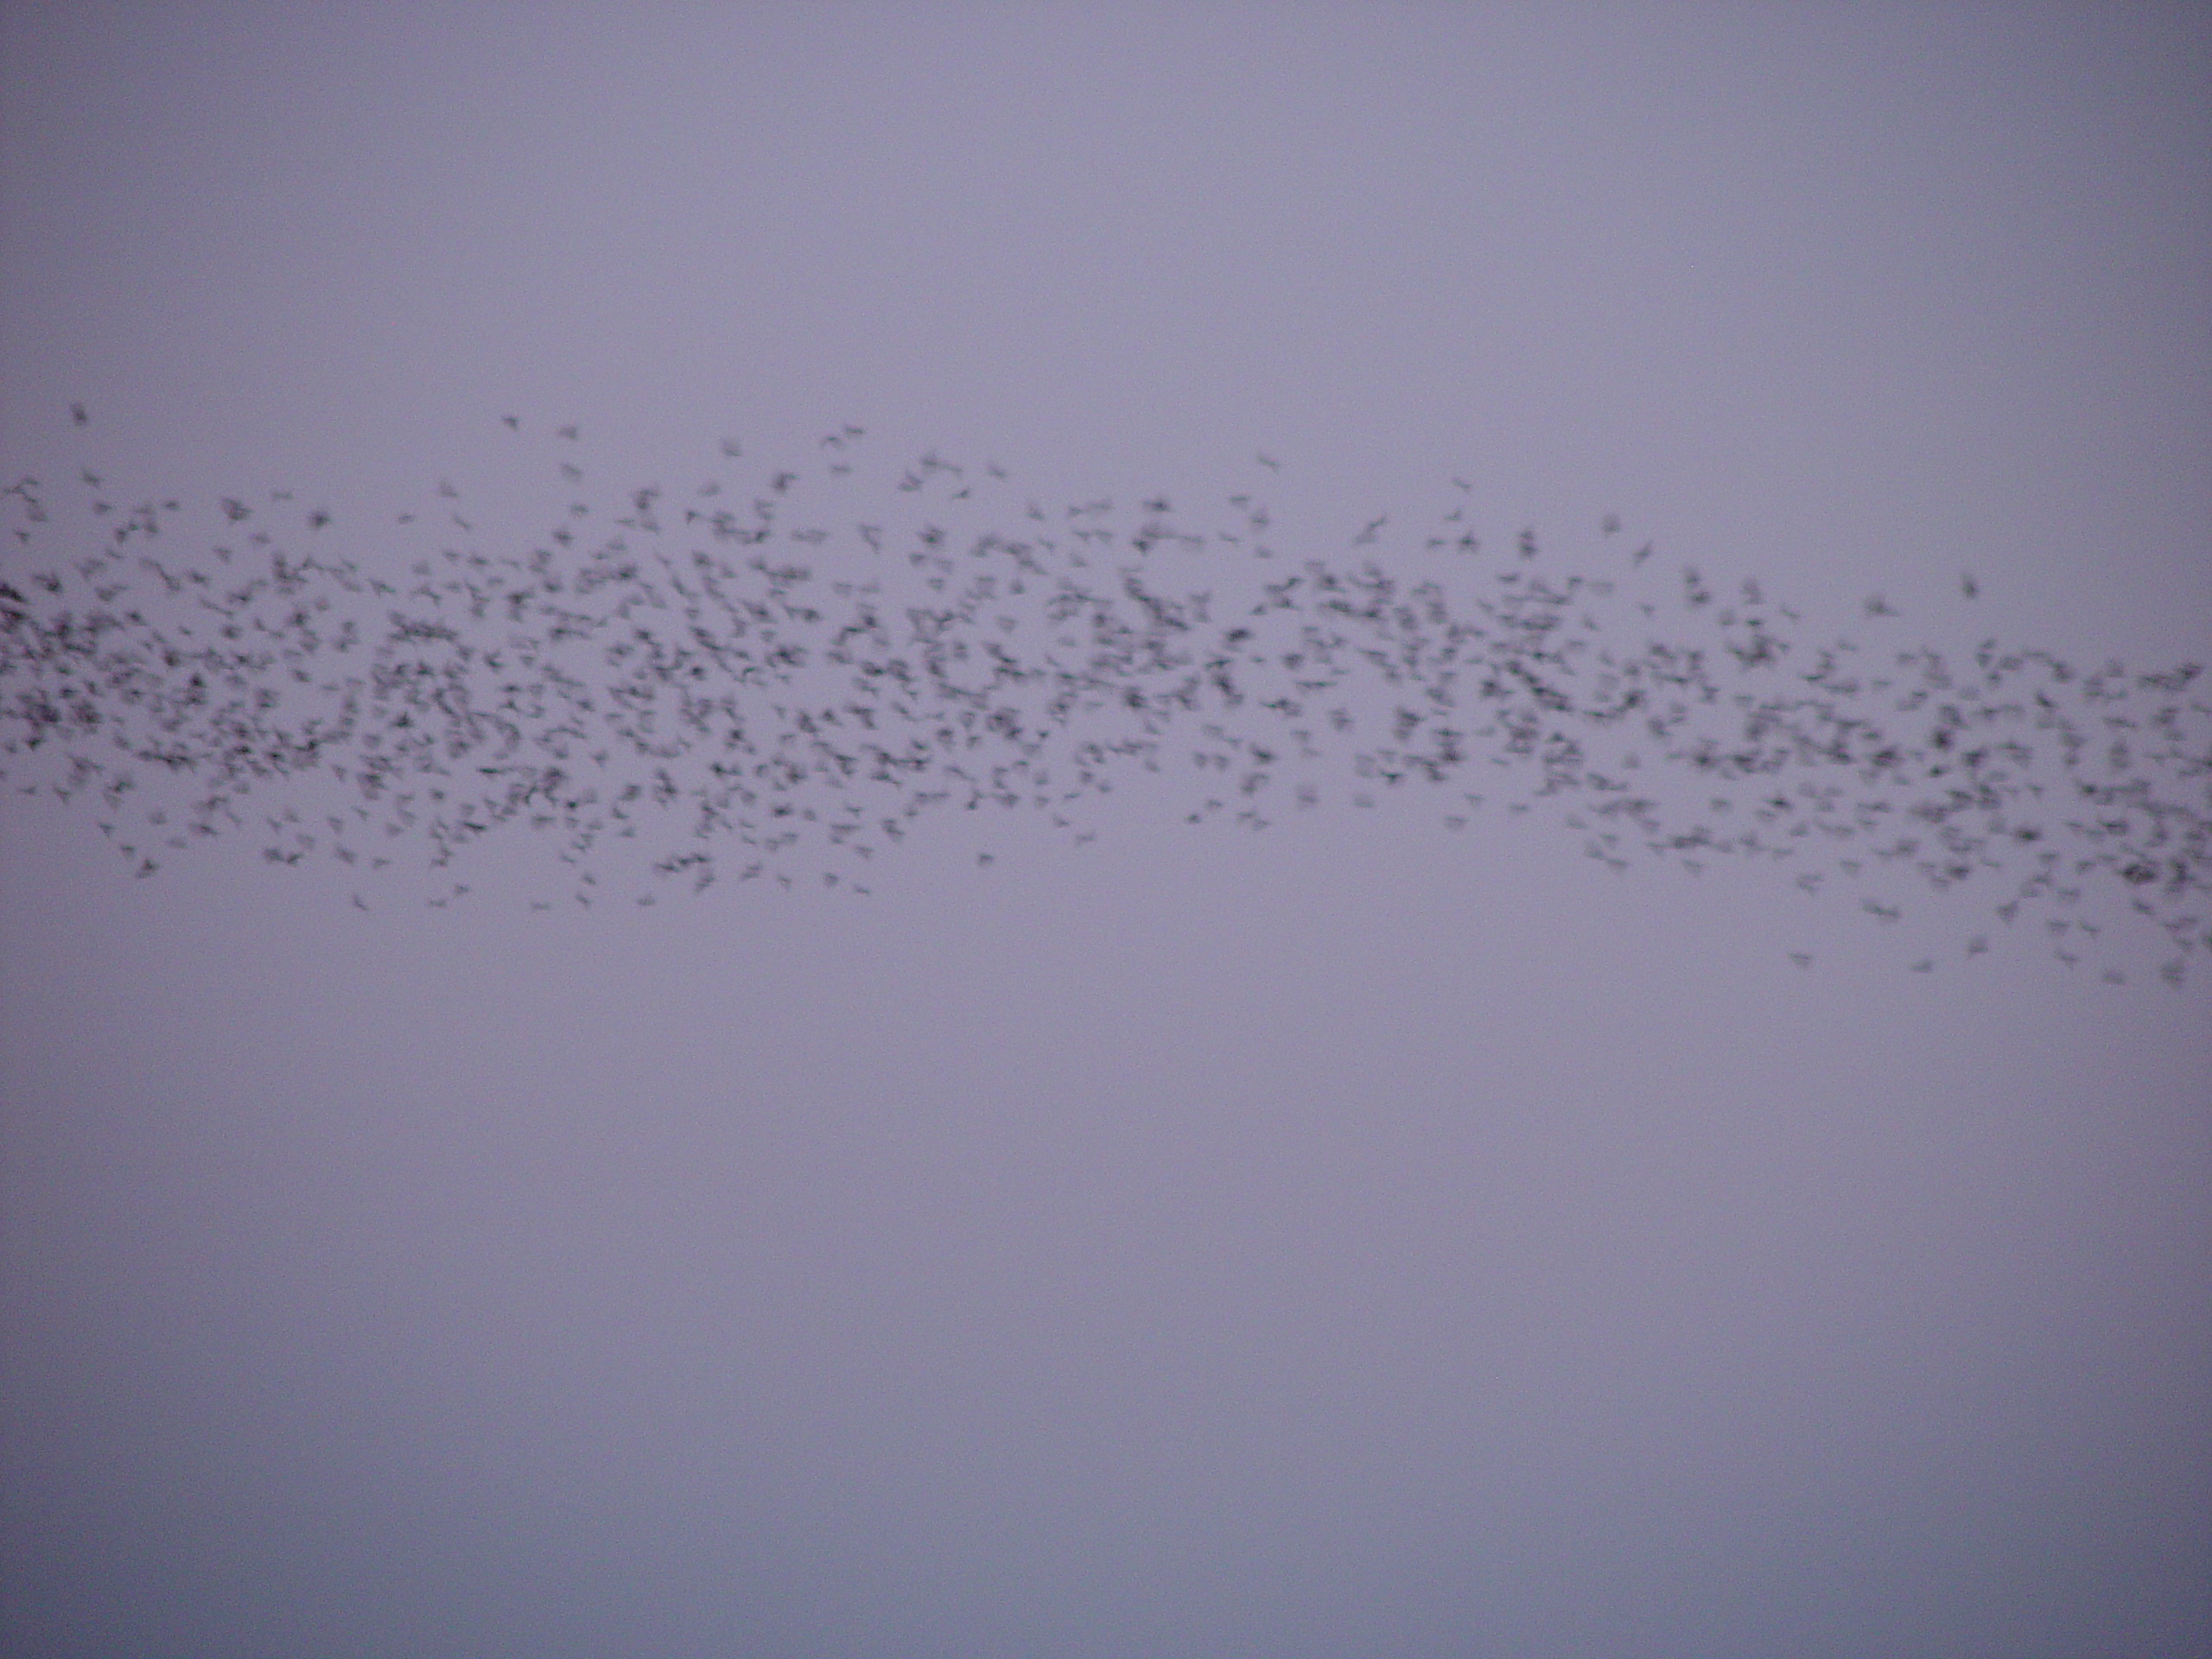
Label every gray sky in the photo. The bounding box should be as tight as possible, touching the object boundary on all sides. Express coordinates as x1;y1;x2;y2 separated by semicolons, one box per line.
3;4;2208;1656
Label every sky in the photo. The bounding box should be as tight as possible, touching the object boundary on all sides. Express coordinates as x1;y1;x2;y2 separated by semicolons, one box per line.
2;4;2208;1656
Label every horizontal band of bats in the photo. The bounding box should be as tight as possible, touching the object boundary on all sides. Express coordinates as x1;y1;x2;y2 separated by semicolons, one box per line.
4;410;2206;985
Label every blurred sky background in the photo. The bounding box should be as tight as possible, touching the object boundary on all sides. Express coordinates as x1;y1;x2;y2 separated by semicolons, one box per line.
2;4;2208;1656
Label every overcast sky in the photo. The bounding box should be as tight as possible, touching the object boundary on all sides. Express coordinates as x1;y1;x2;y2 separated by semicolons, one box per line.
3;4;2208;1656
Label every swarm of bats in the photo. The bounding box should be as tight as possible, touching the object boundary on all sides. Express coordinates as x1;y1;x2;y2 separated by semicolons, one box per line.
3;412;2205;983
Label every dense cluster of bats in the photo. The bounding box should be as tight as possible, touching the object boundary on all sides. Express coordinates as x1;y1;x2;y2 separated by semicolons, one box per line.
3;410;2206;984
